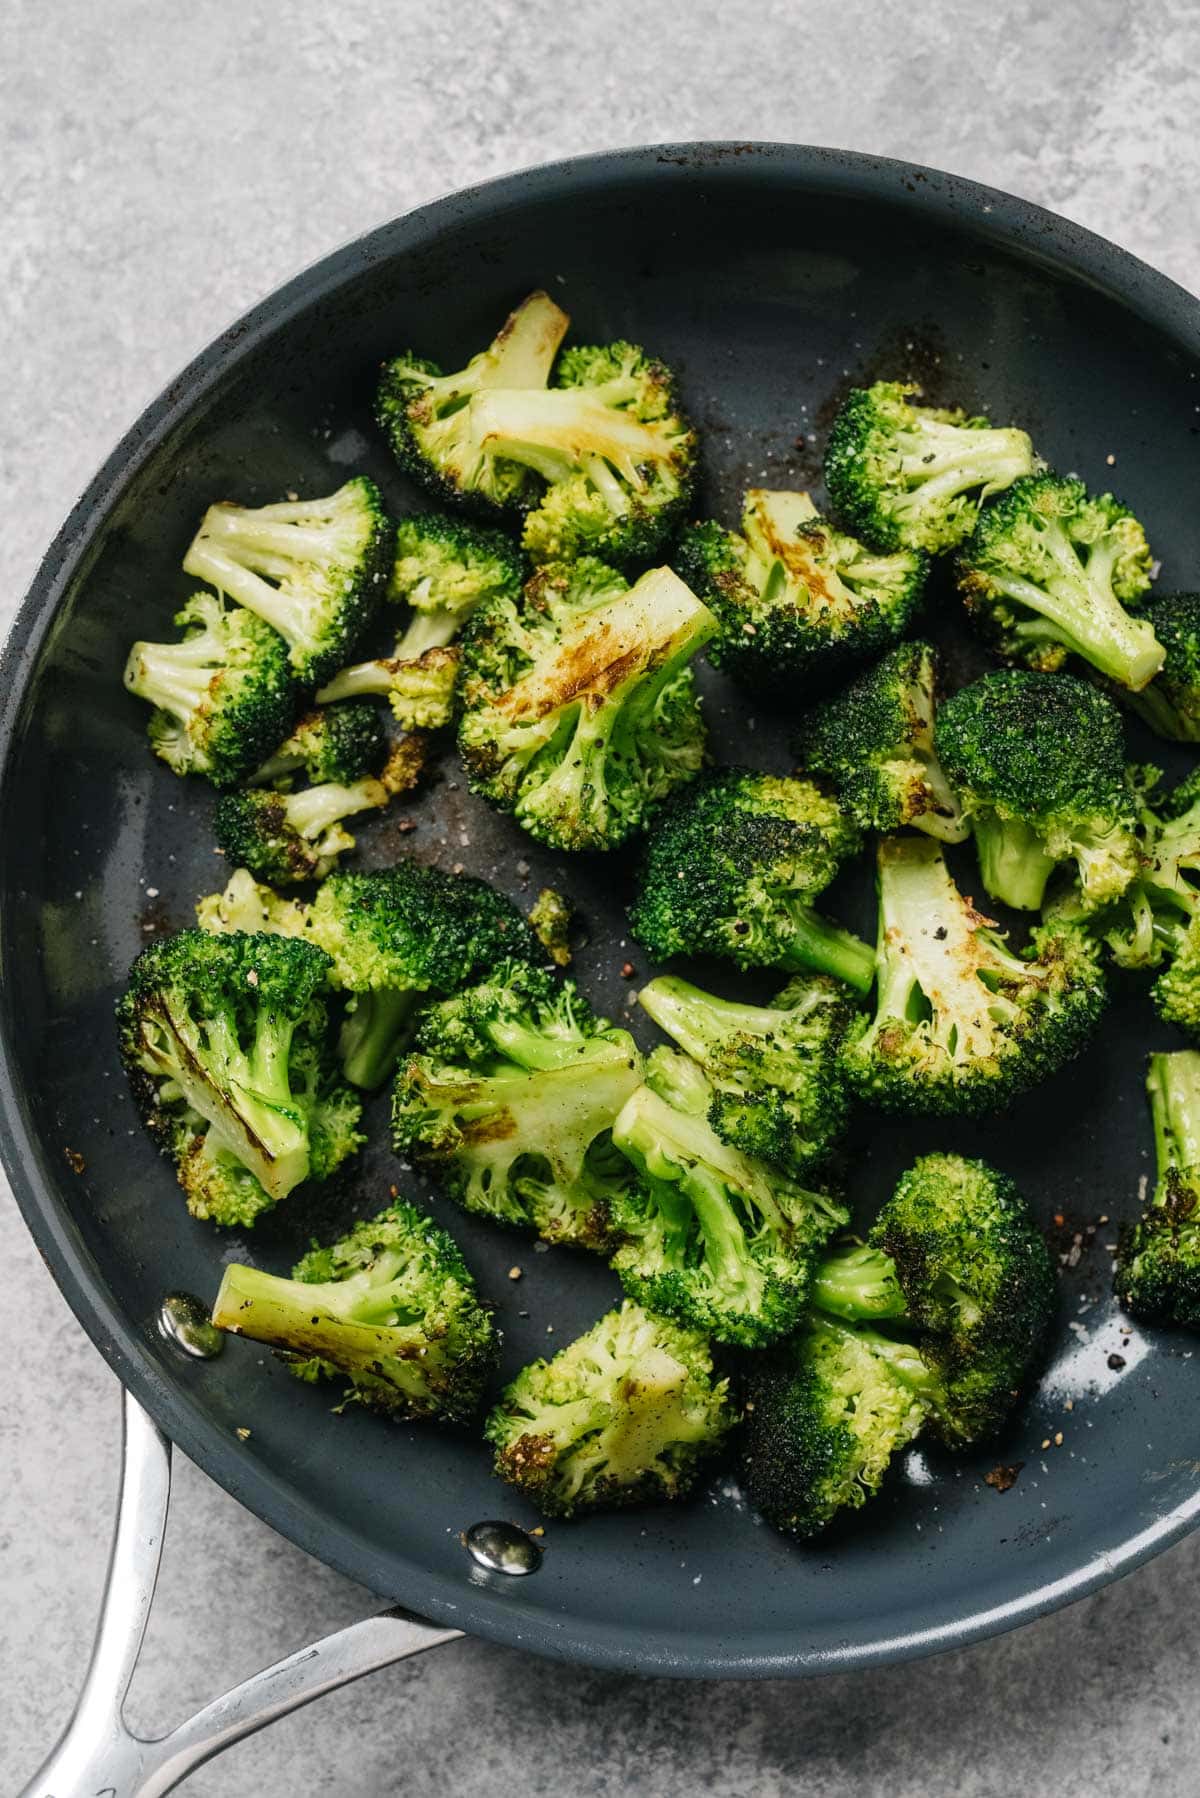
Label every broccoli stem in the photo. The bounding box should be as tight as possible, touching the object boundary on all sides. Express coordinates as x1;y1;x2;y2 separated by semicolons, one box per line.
316;661;396;702
318;612;461;705
638;977;782;1061
469;389;674;494
893;425;1033;522
285;777;386;840
972;813;1057;911
1148;1050;1200;1180
811;1244;909;1321
394;608;459;660
338;988;422;1090
776;900;876;993
212;1257;430;1390
124;638;220;717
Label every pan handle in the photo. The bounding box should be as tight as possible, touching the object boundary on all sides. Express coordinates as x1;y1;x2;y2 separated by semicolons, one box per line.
19;1388;463;1798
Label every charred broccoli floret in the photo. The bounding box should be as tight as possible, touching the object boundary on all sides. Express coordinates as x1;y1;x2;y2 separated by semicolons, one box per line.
486;1301;736;1518
957;472;1160;691
123;593;296;787
795;640;967;841
824;380;1036;554
628;768;873;993
843;836;1106;1114
212;1199;496;1420
316;514;523;730
182;477;393;687
392;960;642;1251
609;1048;849;1348
457;559;715;851
1120;592;1200;742
637;973;853;1178
116;929;361;1223
248;702;386;788
1116;1051;1200;1329
677;489;926;693
212;767;393;885
936;670;1138;912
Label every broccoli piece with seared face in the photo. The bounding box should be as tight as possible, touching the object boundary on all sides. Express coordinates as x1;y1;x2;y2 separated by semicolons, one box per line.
957;472;1160;691
212;766;394;885
936;670;1138;912
1116;1052;1200;1330
609;1048;849;1348
457;559;715;852
486;1301;736;1518
123;593;296;787
637;973;853;1178
248;702;386;788
212;1200;497;1420
182;477;393;688
1119;592;1200;742
678;489;927;693
116;929;362;1223
392;960;643;1251
843;836;1107;1115
824;380;1037;555
629;768;874;993
317;514;523;730
795;640;967;841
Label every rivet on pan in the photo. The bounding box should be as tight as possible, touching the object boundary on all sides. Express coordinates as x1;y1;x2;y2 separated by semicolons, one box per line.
464;1519;543;1576
158;1291;224;1360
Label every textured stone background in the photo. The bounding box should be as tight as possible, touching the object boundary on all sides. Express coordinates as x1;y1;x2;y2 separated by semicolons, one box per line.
4;3;1200;1792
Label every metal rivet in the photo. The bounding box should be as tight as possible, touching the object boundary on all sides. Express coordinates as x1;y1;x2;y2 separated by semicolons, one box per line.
158;1291;224;1360
464;1519;543;1575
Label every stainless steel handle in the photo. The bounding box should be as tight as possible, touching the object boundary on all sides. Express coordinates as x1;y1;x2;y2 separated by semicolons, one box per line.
20;1389;463;1798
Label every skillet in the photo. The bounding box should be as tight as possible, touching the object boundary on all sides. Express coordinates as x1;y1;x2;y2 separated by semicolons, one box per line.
5;142;1200;1791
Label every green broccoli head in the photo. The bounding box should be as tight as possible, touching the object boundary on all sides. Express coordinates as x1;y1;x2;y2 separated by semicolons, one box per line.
1122;592;1200;742
1116;1051;1200;1329
795;640;967;842
678;489;927;693
375;291;570;514
212;770;392;885
957;472;1161;691
123;592;296;788
823;380;1037;554
211;1199;497;1420
843;836;1107;1115
637;973;853;1178
182;477;394;688
392;960;642;1251
740;1314;934;1538
628;768;874;992
116;928;361;1217
609;1047;849;1348
457;559;715;852
485;1301;736;1518
249;701;386;788
936;670;1138;912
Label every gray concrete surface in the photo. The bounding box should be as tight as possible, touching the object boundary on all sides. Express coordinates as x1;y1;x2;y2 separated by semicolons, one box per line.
4;2;1200;1792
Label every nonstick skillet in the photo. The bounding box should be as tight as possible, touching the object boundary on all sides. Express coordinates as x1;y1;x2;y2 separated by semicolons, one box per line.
6;144;1200;1795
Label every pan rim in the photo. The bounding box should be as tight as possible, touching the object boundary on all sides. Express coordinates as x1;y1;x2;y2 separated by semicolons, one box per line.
4;140;1200;1679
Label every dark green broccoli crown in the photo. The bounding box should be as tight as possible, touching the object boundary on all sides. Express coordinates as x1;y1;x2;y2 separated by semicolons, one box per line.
956;472;1160;691
212;779;378;886
1126;593;1200;742
255;701;386;787
824;380;1036;555
119;927;329;1028
795;640;967;840
485;1300;735;1518
1117;1051;1200;1328
740;1315;932;1538
629;767;865;973
457;560;714;852
305;863;539;994
390;511;523;612
124;592;296;788
677;489;927;693
843;837;1107;1116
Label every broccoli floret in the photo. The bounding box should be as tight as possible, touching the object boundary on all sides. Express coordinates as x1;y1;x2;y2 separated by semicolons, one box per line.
196;867;312;938
843;836;1106;1114
936;670;1138;912
317;514;523;730
182;477;393;688
957;472;1161;691
123;592;296;787
485;1301;736;1518
212;769;393;885
116;929;361;1218
248;701;386;789
212;1200;497;1420
678;489;927;692
637;973;852;1177
392;961;642;1250
824;380;1037;555
376;291;570;514
628;768;874;993
306;864;541;1089
528;887;574;967
609;1047;848;1348
457;559;715;852
795;640;967;842
1116;1051;1200;1329
1120;593;1200;742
